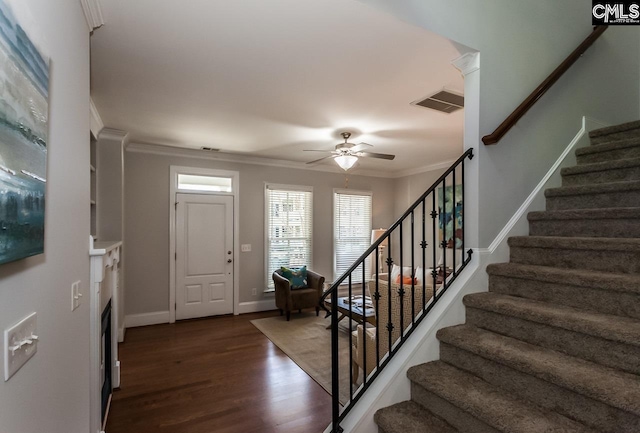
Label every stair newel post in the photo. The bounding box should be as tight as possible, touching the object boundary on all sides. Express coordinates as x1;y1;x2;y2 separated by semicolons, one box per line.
330;285;342;433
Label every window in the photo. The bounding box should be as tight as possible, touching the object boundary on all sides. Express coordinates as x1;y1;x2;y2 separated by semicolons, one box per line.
265;184;313;288
177;174;232;193
334;190;372;283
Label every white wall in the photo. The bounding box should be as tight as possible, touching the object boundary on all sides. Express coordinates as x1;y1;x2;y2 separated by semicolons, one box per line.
0;1;90;432
359;0;640;248
124;148;397;316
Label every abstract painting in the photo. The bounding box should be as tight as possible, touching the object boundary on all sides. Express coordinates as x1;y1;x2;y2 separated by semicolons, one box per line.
437;184;463;249
0;0;49;264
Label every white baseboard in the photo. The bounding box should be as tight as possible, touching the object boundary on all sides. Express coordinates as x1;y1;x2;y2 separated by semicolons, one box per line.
486;116;607;253
237;299;276;315
125;311;170;328
118;325;126;343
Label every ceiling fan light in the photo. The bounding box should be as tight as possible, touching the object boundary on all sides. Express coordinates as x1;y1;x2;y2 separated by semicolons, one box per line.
335;155;358;171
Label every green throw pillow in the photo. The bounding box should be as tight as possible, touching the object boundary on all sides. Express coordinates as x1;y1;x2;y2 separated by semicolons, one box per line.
280;265;308;289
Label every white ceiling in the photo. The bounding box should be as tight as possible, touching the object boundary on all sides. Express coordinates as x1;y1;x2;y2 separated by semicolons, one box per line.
90;0;464;175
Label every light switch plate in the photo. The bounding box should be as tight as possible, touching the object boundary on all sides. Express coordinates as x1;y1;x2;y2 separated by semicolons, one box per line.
241;244;251;252
4;312;38;381
71;280;81;311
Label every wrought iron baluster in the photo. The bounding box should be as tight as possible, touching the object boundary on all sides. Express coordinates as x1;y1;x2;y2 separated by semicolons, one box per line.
386;234;393;358
441;177;447;294
330;286;340;433
431;193;437;304
421;199;426;312
361;260;367;387
374;246;380;371
399;224;405;340
452;169;457;274
348;273;353;399
410;211;415;325
462;158;465;263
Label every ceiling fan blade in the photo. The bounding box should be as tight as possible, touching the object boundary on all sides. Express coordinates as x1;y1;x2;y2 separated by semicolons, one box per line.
358;151;395;160
303;149;332;153
349;142;373;153
306;155;335;164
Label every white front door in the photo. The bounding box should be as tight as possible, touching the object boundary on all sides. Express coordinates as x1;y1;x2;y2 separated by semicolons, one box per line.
175;193;234;320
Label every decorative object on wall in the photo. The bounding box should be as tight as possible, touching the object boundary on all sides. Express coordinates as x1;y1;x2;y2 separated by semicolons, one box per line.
437;184;463;249
0;0;50;265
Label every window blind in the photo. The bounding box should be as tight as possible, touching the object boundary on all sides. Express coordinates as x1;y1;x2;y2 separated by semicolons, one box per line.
265;185;313;288
334;191;372;283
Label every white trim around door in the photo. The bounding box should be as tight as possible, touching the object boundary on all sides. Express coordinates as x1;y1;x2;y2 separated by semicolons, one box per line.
169;166;240;323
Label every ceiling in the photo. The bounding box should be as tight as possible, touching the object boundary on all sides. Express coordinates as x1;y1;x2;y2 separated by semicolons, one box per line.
90;0;464;176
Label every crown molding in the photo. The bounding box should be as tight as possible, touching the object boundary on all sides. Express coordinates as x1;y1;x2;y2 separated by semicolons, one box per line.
99;128;129;142
125;141;454;179
80;0;104;32
451;52;480;76
395;158;458;178
89;98;104;138
125;141;401;178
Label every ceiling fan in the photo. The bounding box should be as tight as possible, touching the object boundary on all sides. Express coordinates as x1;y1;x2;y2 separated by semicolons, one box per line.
305;132;395;171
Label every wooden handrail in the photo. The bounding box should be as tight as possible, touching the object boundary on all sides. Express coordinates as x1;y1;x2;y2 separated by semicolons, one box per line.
482;25;608;145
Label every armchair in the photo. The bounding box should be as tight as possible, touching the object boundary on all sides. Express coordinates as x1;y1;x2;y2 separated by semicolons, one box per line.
273;269;325;321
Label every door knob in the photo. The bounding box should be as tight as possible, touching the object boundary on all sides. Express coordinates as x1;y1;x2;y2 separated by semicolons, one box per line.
227;259;232;263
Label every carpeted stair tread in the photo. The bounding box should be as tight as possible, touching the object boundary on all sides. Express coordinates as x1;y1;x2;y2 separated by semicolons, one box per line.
579;135;640;154
463;292;640;347
545;179;640;197
374;401;458;433
437;325;640;415
508;235;640;252
486;262;640;295
528;207;640;221
562;157;640;176
560;157;640;186
527;207;640;237
589;120;640;141
407;361;595;433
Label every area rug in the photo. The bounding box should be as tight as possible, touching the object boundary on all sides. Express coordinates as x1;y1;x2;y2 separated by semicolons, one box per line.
251;311;358;405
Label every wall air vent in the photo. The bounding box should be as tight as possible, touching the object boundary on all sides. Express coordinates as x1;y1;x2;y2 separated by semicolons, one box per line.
411;90;464;114
201;147;220;152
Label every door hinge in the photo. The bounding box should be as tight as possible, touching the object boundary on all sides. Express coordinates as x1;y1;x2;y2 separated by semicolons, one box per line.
175;252;177;260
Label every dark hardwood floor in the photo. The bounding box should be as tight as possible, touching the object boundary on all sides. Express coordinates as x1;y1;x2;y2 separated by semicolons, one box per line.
105;311;332;433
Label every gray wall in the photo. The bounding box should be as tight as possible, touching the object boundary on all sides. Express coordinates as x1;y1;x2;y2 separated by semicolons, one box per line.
0;1;90;432
124;151;397;315
360;0;640;248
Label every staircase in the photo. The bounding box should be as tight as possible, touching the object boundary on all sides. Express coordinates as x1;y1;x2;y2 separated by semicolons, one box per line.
374;120;640;433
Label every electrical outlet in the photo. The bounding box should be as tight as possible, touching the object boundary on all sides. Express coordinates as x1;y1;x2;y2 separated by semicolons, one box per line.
71;280;82;311
4;312;38;381
241;244;251;252
251;288;257;296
